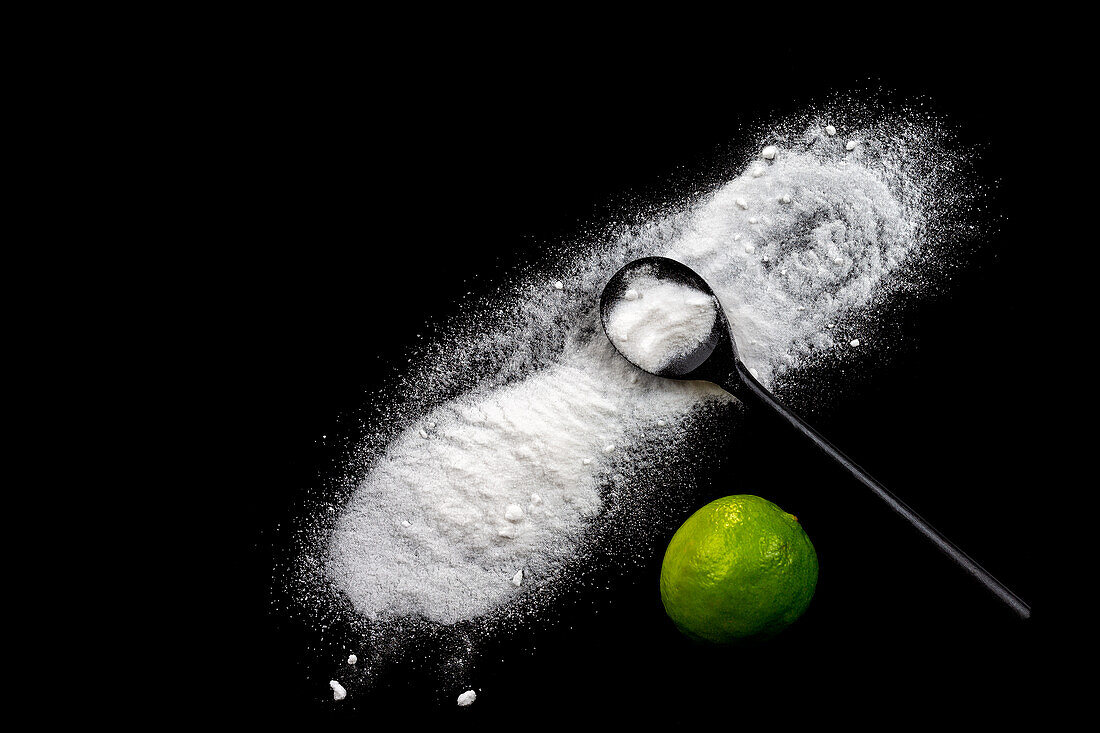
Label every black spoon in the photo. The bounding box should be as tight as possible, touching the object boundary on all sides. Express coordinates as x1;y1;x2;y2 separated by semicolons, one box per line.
600;256;1031;619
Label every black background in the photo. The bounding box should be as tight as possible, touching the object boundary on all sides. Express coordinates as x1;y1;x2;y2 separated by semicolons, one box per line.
211;28;1048;726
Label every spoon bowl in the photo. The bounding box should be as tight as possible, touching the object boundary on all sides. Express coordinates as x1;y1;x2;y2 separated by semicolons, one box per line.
599;256;1031;619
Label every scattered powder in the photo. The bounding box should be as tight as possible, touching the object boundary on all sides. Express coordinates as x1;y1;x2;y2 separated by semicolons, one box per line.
605;274;718;373
328;337;716;623
457;690;477;706
307;113;980;640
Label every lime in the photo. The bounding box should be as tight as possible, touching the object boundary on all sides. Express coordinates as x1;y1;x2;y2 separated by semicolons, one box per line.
659;494;818;644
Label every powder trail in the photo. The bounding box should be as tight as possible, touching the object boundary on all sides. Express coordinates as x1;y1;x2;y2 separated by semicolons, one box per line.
319;115;969;628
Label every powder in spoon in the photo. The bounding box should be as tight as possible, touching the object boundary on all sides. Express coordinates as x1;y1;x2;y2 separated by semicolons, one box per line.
605;273;717;373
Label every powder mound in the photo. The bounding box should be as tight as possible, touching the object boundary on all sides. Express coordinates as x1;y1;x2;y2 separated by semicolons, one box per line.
328;338;723;624
605;274;717;373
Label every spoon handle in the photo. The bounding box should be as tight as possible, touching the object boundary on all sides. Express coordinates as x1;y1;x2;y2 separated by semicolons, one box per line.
732;363;1031;620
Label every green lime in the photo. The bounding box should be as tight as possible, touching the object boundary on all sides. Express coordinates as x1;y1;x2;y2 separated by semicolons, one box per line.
659;494;818;644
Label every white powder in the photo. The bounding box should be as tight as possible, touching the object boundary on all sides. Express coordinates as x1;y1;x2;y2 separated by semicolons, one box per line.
328;338;717;623
457;690;477;706
315;115;973;630
330;680;346;701
605;275;717;373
